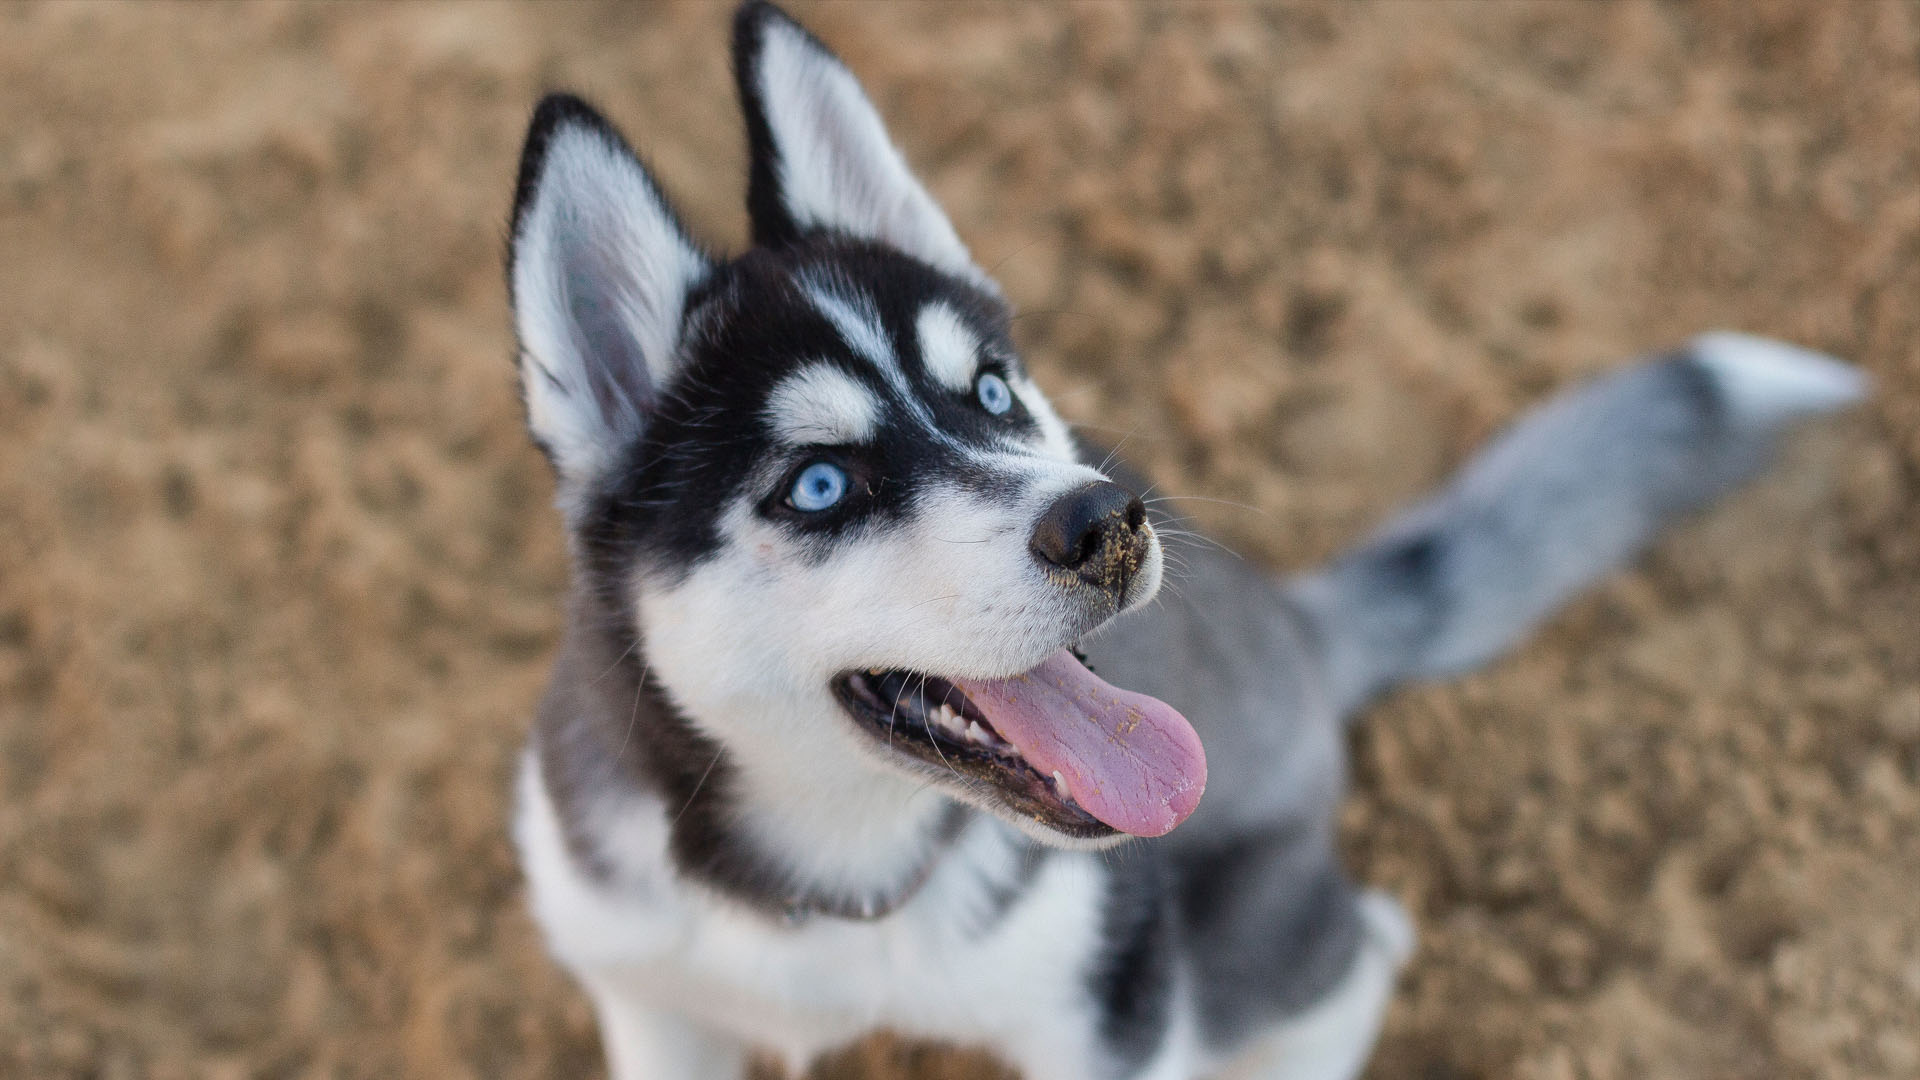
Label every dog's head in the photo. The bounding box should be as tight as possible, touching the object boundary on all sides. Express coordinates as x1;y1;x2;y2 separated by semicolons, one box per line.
508;2;1203;847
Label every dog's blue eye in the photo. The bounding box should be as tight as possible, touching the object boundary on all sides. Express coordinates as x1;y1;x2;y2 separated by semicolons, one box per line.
789;461;849;512
976;371;1013;415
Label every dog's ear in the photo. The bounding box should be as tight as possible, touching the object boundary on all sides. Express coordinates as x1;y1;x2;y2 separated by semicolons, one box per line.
732;2;982;282
508;94;711;497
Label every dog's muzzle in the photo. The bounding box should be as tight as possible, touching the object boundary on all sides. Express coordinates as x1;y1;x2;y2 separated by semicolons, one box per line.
1029;481;1150;603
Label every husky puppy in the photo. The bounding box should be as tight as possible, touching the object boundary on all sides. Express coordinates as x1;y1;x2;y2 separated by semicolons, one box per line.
504;4;1864;1077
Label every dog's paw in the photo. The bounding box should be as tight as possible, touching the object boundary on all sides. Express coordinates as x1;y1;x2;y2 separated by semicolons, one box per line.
1686;331;1868;428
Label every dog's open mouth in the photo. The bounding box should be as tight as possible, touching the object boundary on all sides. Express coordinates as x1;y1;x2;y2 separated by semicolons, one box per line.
832;648;1207;839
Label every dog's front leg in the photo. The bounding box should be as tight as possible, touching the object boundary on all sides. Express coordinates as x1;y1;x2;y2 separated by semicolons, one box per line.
581;975;748;1080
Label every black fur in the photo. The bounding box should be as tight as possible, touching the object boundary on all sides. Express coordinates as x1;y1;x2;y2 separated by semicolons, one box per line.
513;5;1284;1073
1087;848;1178;1073
507;93;716;476
733;1;832;249
1172;827;1365;1051
574;240;1032;581
537;573;975;924
514;98;1057;919
508;93;712;286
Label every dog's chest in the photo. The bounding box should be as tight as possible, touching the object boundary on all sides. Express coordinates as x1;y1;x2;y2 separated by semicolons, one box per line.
516;753;1112;1063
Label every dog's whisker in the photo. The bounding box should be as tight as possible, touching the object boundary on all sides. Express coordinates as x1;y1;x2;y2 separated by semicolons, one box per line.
588;636;642;686
1144;493;1273;519
985;237;1045;278
1068;420;1168;442
1143;507;1199;525
1008;306;1100;324
669;745;723;830
1154;527;1243;560
913;672;967;785
887;680;903;751
1096;424;1143;477
612;662;651;765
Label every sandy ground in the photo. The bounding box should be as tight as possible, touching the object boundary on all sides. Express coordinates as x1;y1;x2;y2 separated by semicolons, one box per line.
3;2;1917;1078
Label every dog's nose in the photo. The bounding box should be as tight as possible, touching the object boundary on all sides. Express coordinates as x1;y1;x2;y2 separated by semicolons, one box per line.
1031;481;1149;591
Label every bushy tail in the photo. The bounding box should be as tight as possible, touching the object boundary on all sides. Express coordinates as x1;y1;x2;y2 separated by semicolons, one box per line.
1285;333;1866;717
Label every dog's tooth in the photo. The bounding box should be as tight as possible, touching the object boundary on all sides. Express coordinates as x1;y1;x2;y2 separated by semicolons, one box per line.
1051;770;1069;798
967;721;987;744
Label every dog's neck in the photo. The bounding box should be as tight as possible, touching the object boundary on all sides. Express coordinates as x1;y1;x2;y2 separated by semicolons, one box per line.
696;687;975;919
536;588;975;921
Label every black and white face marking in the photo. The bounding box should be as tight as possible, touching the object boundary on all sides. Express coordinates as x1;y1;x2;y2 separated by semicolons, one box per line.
509;4;1166;849
584;244;1161;842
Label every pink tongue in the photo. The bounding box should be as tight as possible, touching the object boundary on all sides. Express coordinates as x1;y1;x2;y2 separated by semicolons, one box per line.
951;649;1206;837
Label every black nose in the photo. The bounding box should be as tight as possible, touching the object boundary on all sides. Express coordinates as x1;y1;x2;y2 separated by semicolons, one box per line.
1030;481;1148;589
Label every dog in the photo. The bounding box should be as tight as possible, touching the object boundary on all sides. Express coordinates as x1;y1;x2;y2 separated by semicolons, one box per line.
502;4;1865;1077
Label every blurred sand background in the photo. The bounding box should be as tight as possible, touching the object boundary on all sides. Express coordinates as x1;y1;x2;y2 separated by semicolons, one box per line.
2;2;1917;1078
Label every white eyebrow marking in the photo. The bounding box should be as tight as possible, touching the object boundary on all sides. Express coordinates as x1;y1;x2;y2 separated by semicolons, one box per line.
804;281;894;371
800;274;966;452
915;302;980;391
766;364;882;445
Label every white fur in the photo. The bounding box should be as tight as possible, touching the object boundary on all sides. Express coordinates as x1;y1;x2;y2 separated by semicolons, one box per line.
512;121;707;498
619;274;1160;874
804;275;978;457
916;301;982;391
632;442;1147;889
517;753;1119;1078
805;278;895;372
752;14;980;280
510;15;1397;1079
766;363;883;445
503;62;1860;1078
584;981;747;1080
1688;331;1868;425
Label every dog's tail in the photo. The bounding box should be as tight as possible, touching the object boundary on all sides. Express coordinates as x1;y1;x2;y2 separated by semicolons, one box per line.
1284;333;1866;719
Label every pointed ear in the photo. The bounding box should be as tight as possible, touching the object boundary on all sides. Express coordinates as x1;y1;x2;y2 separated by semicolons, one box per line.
731;2;983;282
508;94;711;498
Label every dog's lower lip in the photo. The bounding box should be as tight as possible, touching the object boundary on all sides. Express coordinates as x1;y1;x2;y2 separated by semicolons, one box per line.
832;669;1110;835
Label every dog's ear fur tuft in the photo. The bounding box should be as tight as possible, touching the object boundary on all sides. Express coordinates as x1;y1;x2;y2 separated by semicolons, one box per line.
732;2;983;282
508;94;711;500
